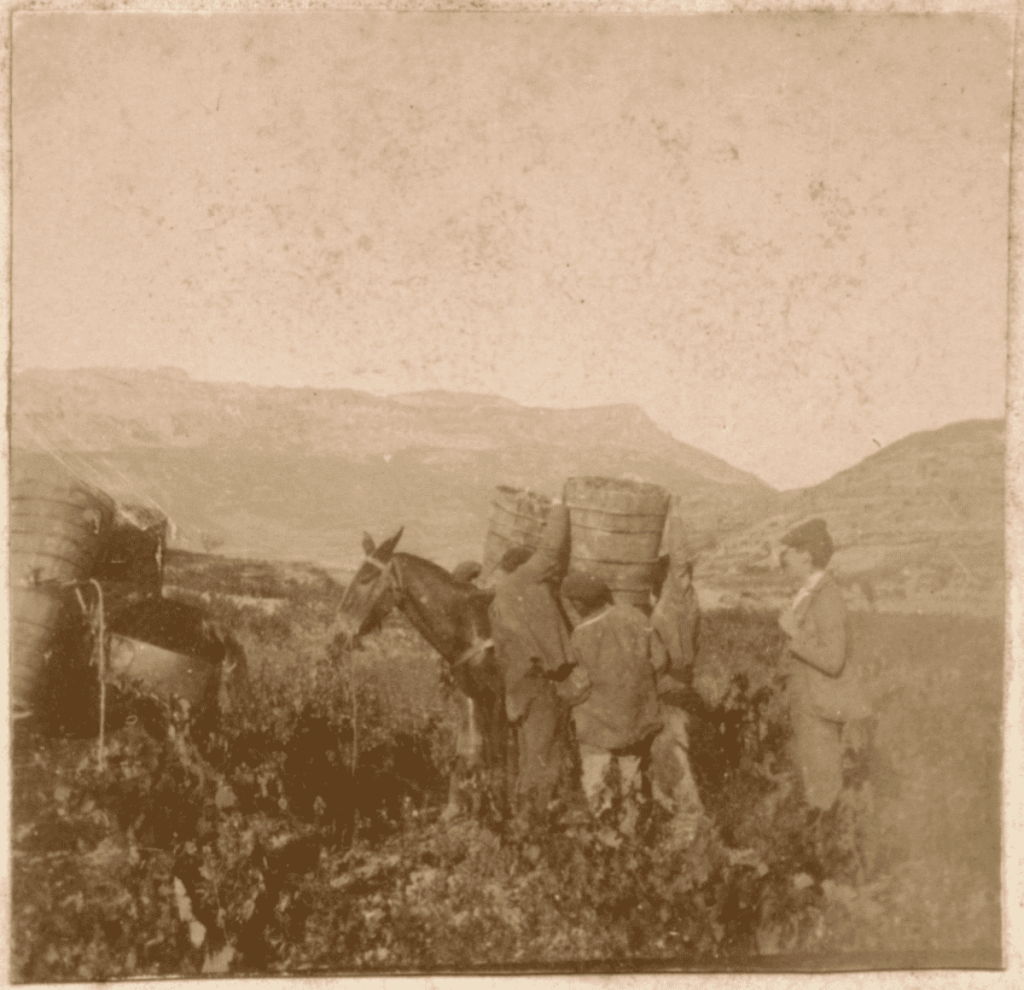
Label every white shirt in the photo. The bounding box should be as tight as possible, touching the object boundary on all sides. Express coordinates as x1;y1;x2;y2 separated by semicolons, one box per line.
791;569;826;614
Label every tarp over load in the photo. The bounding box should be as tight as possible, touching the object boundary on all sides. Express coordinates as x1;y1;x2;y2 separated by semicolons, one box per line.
92;501;168;614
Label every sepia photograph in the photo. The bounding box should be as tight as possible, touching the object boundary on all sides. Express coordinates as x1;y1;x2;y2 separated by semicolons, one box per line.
6;5;1016;981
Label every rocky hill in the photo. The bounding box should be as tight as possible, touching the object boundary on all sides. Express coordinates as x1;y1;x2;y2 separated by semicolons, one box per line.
12;369;1004;614
11;368;777;573
695;419;1005;617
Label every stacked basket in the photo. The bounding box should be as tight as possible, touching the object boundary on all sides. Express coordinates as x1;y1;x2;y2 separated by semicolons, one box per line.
481;485;553;580
563;477;670;608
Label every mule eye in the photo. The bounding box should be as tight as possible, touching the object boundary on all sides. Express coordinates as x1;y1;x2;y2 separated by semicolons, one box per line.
358;568;377;584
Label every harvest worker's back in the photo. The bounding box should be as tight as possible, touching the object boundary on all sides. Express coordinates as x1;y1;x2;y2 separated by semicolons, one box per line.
488;503;574;819
560;571;662;838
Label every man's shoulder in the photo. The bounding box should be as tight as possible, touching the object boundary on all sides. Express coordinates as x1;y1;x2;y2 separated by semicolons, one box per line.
608;602;651;630
809;573;845;613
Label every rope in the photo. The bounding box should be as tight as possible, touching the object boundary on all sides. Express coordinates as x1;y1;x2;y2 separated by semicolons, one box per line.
18;421;173;533
453;638;494;670
465;696;479;756
351;651;359;779
89;579;107;771
52;575;109;767
95;453;168;518
19;422;118;500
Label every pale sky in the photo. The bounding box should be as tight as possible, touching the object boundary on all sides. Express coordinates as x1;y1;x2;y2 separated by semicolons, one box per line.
12;11;1012;489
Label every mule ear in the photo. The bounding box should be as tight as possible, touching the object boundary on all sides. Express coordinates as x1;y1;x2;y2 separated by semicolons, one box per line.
375;526;404;562
362;532;377;557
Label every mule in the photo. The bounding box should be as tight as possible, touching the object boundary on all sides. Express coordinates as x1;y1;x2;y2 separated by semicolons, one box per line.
336;529;511;821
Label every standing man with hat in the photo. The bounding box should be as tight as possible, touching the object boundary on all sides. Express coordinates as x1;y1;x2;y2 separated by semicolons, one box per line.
777;518;871;814
647;502;706;847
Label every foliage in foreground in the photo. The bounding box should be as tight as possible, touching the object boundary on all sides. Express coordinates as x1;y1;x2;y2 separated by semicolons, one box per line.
10;566;1003;979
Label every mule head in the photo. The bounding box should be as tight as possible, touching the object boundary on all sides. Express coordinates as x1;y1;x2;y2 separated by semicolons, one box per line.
335;527;404;647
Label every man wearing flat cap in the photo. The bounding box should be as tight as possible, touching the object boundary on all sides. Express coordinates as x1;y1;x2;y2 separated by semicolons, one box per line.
777;518;871;814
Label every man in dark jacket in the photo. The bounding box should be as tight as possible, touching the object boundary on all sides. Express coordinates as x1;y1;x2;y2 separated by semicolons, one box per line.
488;504;574;820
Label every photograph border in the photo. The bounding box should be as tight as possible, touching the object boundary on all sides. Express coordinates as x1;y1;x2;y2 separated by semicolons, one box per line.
1;1;1019;988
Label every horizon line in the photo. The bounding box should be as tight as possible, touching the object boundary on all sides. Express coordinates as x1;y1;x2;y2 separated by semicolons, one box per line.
11;363;1006;495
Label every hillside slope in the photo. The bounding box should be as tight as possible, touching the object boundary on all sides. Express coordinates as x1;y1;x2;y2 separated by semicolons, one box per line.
12;368;777;572
696;420;1005;616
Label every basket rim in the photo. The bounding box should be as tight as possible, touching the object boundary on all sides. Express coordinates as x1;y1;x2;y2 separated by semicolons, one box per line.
564;476;668;495
565;557;662;568
489;500;552;518
494;484;551;500
564;517;666;534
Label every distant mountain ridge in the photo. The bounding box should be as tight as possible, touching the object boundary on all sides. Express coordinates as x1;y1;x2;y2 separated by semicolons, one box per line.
11;369;1003;614
13;368;763;486
12;367;777;571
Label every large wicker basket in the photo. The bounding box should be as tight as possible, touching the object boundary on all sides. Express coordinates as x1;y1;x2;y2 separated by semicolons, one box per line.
563;477;670;608
10;455;115;712
481;485;553;579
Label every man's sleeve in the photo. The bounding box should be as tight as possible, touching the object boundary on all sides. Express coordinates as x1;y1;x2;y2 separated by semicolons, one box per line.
517;503;570;584
649;622;670;674
557;631;593;705
788;589;846;677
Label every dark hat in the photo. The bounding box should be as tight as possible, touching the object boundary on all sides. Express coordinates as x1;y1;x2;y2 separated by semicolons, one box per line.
499;546;534;574
561;571;610;608
451;561;482;584
781;518;834;557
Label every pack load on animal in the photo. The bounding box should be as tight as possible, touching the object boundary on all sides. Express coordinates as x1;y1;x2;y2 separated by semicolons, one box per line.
10;454;116;715
93;502;168;589
563;476;671;609
481;485;553;580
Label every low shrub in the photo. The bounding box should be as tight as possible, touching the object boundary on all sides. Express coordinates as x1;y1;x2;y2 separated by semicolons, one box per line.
12;577;1001;977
